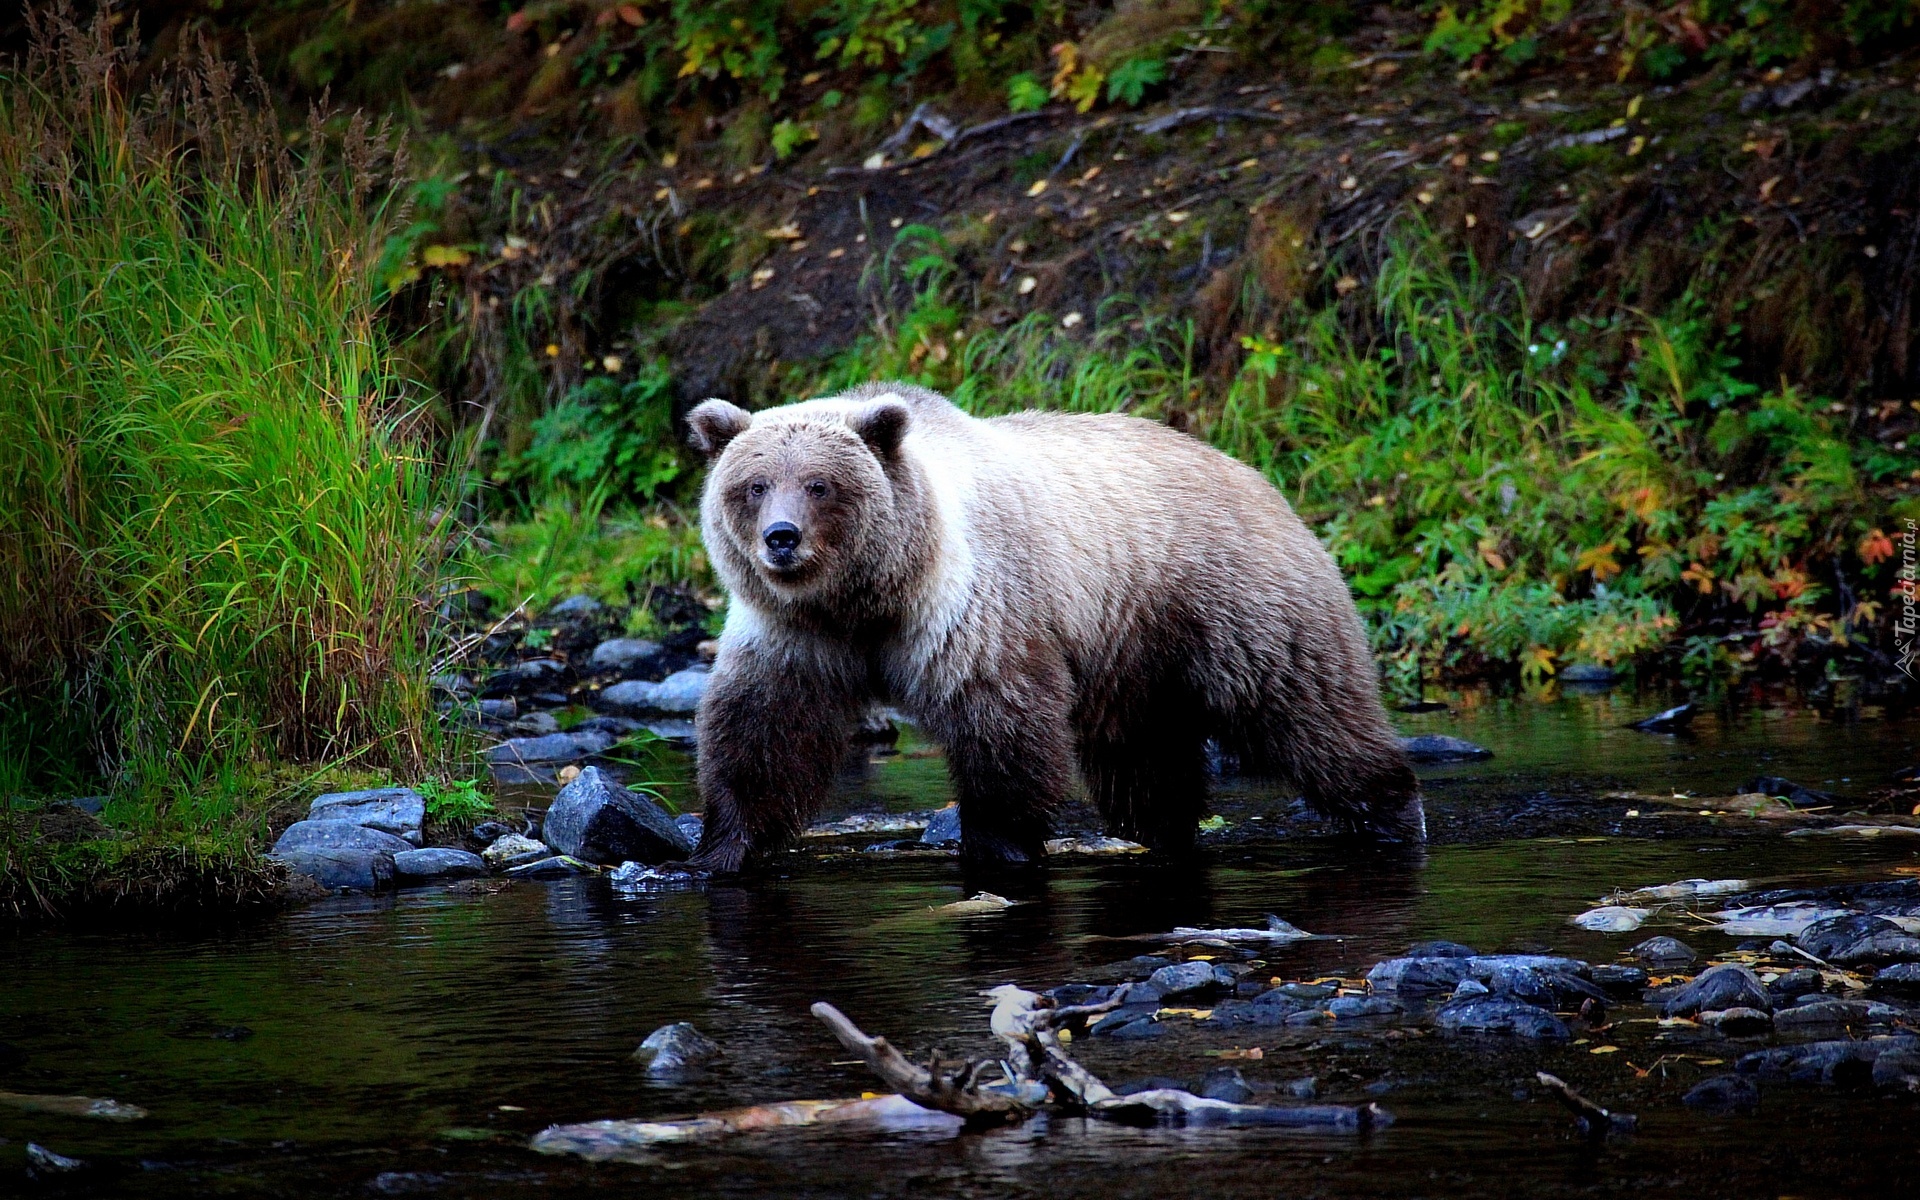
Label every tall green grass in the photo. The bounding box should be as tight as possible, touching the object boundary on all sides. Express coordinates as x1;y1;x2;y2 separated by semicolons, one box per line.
0;17;450;910
819;221;1903;696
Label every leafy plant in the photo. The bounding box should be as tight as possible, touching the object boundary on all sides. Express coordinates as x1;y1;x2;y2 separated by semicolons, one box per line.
418;777;495;824
512;362;683;502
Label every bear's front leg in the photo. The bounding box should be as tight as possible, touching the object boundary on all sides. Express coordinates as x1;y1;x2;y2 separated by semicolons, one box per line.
931;666;1075;867
689;640;865;873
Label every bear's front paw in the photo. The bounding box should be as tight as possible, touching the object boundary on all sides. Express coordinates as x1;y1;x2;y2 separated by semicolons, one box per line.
958;829;1043;869
685;835;751;875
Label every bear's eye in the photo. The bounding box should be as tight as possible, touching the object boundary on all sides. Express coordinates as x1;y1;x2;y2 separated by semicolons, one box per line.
747;481;768;499
805;480;829;499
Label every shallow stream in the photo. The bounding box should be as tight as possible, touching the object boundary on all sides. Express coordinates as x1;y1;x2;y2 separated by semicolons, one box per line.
6;691;1918;1197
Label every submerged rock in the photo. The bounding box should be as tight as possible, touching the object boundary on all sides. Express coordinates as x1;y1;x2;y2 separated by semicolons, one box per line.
1798;913;1902;959
308;788;425;844
1367;957;1472;994
1736;1038;1906;1084
1740;776;1835;806
1870;963;1920;997
393;848;486;881
1631;936;1697;965
275;847;394;892
507;855;599;879
1149;961;1231;998
920;805;962;846
1700;1007;1773;1036
1195;1067;1253;1104
1407;940;1477;958
1630;702;1694;732
1682;1074;1761;1110
1399;735;1493;763
25;1143;86;1174
543;767;693;865
633;1023;723;1074
1663;964;1772;1017
596;668;709;715
1873;1047;1920;1092
1771;999;1888;1028
1433;995;1570;1040
1588;964;1649;994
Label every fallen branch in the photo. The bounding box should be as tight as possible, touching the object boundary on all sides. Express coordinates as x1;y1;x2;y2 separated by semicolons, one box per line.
1134;106;1288;136
811;1001;1033;1123
1536;1072;1638;1138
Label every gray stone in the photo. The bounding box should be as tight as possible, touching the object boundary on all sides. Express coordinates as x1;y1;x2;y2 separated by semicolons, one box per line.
542;766;693;865
547;593;603;620
597;668;709;715
1873;1047;1920;1092
1195;1067;1253;1103
675;812;705;848
490;658;572;694
1737;1039;1885;1083
1772;999;1879;1027
1682;1074;1760;1110
507;855;596;878
1105;1017;1164;1040
633;1022;723;1074
1366;957;1472;994
507;711;561;736
1149;960;1229;998
1407;940;1477;958
1630;703;1694;733
1466;954;1588;976
1433;995;1571;1040
1559;663;1617;685
1452;978;1490;999
466;820;516;849
273;820;413;856
308;788;425;844
275;847;394;891
1283;1008;1331;1027
393;848;486;881
1399;735;1492;763
1113;981;1166;1007
1269;982;1337;1002
1327;995;1404;1018
1829;931;1920;967
1870;963;1920;997
1091;1005;1160;1036
485;730;616;765
1701;1007;1773;1036
1798;914;1902;959
588;637;663;674
1205;999;1293;1027
1631;936;1697;965
1589;964;1649;994
481;833;550;869
920;805;962;846
1663;964;1772;1017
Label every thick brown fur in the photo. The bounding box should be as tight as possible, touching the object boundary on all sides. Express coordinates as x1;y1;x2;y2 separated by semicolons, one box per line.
684;382;1422;872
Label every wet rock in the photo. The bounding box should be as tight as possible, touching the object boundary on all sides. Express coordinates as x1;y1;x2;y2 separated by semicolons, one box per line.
1451;978;1490;999
1873;1047;1920;1092
1270;982;1338;1003
1559;663;1617;685
1407;940;1477;958
1399;735;1492;763
26;1143;85;1174
1736;1039;1889;1084
1631;936;1697;965
1630;702;1693;732
275;847;395;892
1478;963;1555;1006
1433;995;1571;1040
609;861;708;891
481;833;550;869
1798;913;1901;959
920;805;962;846
1701;1007;1773;1036
632;1022;723;1074
1114;981;1167;1007
1105;1016;1165;1040
1086;955;1172;983
1149;961;1231;998
1682;1074;1761;1111
1870;963;1920;997
1589;964;1649;994
1772;999;1881;1028
1283;1008;1331;1027
466;820;516;849
393;848;486;881
1367;957;1472;994
487;657;572;696
587;637;666;676
1712;902;1856;938
1829;932;1920;967
1091;1005;1161;1036
507;855;598;879
1195;1067;1253;1104
307;788;425;844
1114;1076;1190;1096
508;711;561;736
486;730;617;766
1769;967;1822;998
1327;996;1404;1018
273;820;413;856
1663;964;1772;1017
543;767;693;865
1572;906;1649;932
1623;878;1750;903
1045;984;1112;1007
1740;776;1836;806
597;668;709;716
1205;999;1291;1027
1282;1076;1319;1099
675;812;704;848
1467;954;1588;976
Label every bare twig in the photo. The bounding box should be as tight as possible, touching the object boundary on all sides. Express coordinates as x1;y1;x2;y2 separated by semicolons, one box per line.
1134;107;1288;136
1536;1072;1637;1138
810;1002;1031;1123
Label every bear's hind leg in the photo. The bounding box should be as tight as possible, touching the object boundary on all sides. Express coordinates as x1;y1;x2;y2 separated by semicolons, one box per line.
1250;701;1424;842
1082;729;1208;856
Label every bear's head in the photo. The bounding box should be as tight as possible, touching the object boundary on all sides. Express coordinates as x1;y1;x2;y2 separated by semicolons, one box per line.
687;393;912;602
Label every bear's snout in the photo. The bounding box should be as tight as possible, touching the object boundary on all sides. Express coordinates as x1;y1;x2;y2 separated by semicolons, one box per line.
762;520;801;556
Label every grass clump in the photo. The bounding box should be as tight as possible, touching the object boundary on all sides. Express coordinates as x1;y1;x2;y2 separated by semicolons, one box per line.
0;17;452;915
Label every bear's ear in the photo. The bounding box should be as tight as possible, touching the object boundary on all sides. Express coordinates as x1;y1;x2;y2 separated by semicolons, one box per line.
851;397;910;458
686;399;752;458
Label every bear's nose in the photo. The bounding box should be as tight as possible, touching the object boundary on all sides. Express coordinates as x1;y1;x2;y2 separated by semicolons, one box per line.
762;521;801;553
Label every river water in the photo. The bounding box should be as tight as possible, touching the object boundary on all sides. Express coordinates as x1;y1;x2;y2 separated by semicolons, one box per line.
5;690;1918;1197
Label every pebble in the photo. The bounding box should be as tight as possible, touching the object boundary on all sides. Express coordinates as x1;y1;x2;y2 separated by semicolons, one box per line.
587;637;664;674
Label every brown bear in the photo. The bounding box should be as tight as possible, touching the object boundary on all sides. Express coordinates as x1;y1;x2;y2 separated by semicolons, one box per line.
682;382;1422;872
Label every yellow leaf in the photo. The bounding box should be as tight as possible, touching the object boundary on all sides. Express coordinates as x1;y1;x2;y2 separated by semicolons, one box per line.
421;244;470;268
1591;1045;1621;1054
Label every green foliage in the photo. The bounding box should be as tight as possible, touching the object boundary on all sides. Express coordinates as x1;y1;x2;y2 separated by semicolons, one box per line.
1105;56;1166;106
0;18;451;832
417;776;494;824
1005;70;1050;111
459;497;709;614
510;363;683;502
